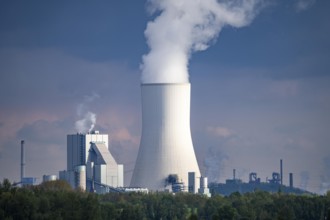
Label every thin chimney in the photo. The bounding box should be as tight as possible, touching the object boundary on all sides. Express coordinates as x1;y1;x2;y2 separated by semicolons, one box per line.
21;140;25;184
280;159;283;186
289;173;293;188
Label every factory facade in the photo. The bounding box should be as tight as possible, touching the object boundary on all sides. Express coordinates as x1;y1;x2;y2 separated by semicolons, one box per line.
60;131;124;193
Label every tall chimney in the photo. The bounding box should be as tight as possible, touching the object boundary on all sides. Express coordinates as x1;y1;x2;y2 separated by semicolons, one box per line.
21;140;25;184
280;159;283;185
289;173;293;188
130;83;201;191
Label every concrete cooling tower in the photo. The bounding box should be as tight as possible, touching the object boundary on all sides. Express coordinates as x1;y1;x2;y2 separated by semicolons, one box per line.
130;83;201;191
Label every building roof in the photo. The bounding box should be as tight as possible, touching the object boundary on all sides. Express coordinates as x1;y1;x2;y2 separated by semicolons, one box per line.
91;142;118;166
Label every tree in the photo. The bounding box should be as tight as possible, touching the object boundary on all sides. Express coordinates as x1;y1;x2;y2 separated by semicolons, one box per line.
0;179;12;192
277;204;295;220
37;180;72;191
214;205;237;220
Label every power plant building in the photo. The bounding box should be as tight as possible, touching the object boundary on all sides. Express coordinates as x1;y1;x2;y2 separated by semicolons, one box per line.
42;175;57;182
60;131;124;193
131;83;201;191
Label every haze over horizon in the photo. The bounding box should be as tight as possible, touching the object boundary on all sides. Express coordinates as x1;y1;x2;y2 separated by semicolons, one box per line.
0;0;329;194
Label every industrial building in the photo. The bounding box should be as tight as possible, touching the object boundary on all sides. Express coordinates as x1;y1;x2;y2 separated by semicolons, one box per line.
130;83;201;192
209;169;311;196
42;175;57;182
198;177;211;197
59;131;124;193
209;177;309;196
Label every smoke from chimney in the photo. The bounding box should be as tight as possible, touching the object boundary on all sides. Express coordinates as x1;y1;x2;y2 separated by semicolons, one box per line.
204;146;228;183
141;0;265;83
75;93;99;133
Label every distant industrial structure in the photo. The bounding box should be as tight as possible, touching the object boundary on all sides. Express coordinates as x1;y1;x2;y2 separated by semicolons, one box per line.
16;138;312;196
14;140;38;186
42;175;57;182
209;172;308;196
59;131;124;194
163;172;211;196
209;160;311;196
198;176;211;197
20;140;25;184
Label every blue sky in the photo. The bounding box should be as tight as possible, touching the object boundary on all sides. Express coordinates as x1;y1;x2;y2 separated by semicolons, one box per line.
0;0;329;194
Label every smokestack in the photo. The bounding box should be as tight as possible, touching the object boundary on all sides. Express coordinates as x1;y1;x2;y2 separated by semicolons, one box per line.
20;140;25;184
280;159;283;185
131;83;201;191
289;173;293;188
233;169;236;180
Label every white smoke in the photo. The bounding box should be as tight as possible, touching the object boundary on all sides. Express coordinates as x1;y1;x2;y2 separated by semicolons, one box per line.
75;93;99;133
320;156;330;194
204;146;229;182
75;111;96;133
141;0;266;83
299;170;310;190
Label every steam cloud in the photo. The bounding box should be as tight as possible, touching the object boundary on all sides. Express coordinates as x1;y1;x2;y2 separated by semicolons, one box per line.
141;0;265;83
75;93;99;133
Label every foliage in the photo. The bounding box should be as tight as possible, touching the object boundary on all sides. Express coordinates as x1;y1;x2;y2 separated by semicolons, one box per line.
0;178;330;220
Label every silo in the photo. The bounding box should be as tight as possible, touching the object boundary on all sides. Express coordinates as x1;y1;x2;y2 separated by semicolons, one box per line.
43;175;57;182
200;177;208;189
75;165;86;191
188;172;196;193
130;83;201;191
289;173;293;188
198;176;211;197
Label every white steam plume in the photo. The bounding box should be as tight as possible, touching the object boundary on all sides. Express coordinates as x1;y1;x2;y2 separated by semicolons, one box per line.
75;93;99;133
75;111;96;133
141;0;265;83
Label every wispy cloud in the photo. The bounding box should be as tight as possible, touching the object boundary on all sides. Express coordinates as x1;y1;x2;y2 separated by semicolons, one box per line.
110;128;140;145
207;126;235;138
269;80;300;98
294;0;316;12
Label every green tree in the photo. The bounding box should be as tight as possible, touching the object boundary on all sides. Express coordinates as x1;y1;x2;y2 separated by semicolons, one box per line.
213;205;237;220
277;204;295;220
37;180;72;191
0;179;12;192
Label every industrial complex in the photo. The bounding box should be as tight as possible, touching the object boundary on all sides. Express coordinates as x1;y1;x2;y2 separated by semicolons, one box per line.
59;131;124;194
15;82;312;196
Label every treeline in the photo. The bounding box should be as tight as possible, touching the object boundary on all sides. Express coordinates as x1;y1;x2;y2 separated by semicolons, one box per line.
0;179;329;220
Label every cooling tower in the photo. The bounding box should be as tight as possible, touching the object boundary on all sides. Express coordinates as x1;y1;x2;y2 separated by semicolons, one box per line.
130;83;201;191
